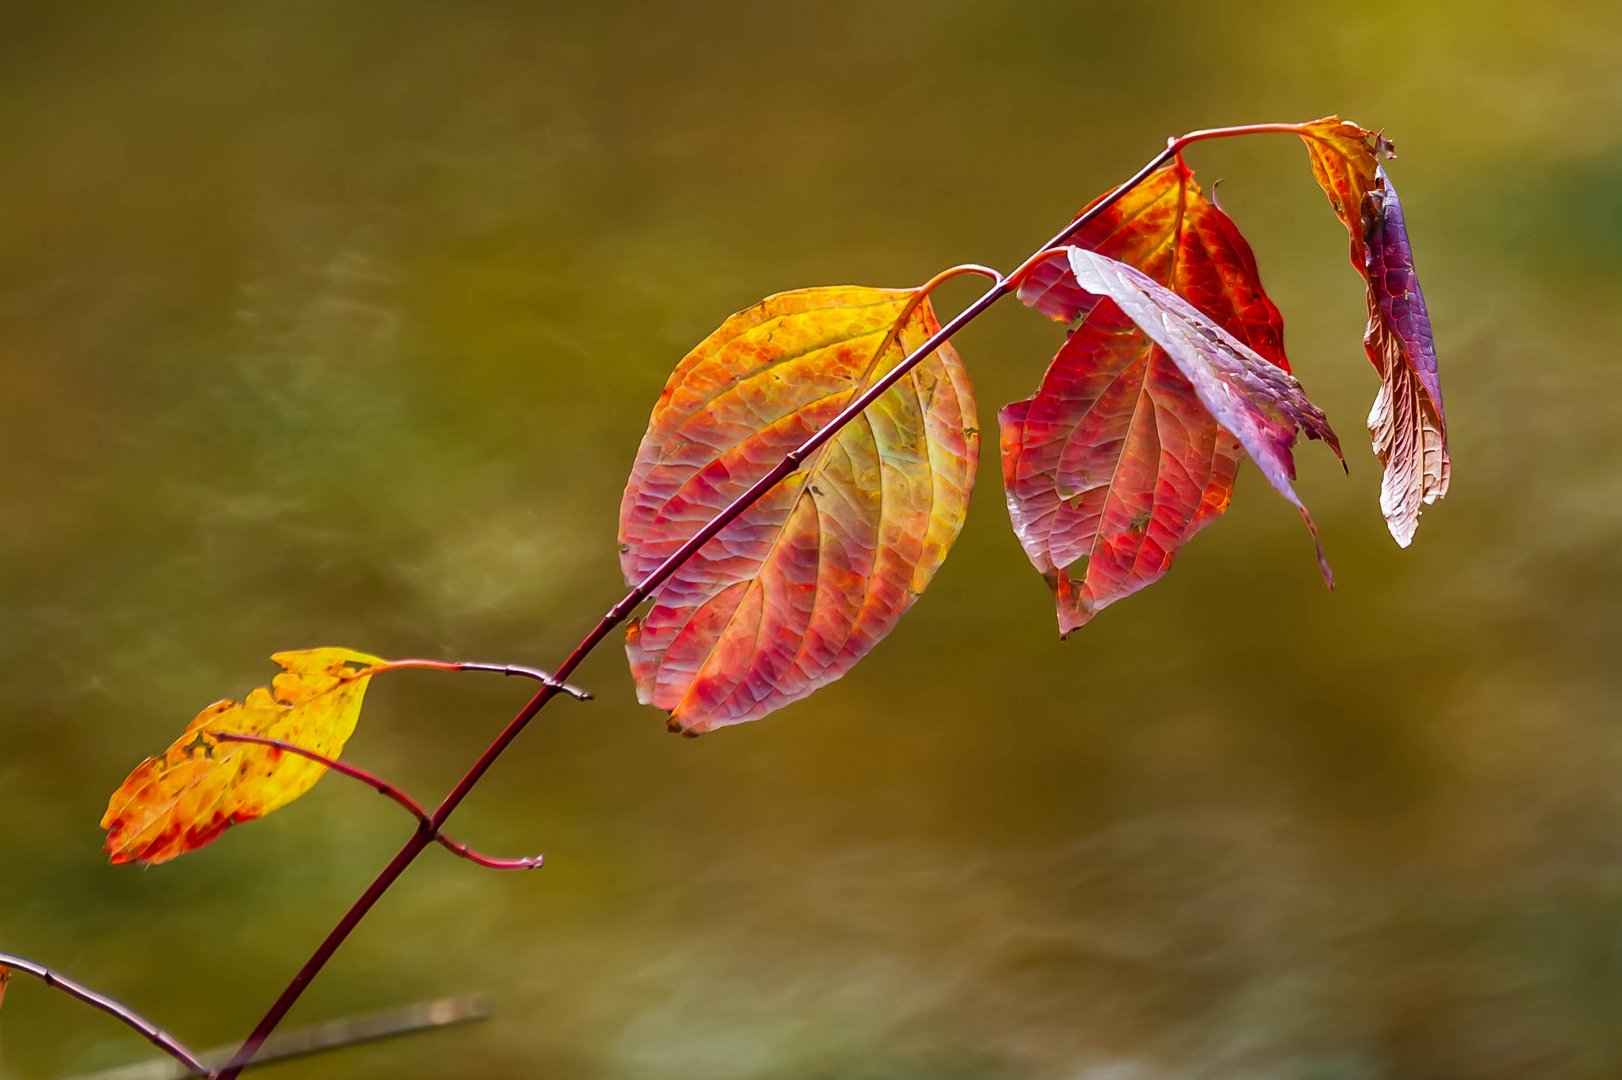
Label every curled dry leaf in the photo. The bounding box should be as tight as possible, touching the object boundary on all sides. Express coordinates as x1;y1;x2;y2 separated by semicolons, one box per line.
1298;117;1449;545
102;648;389;865
1364;167;1449;546
619;285;977;733
1003;163;1317;634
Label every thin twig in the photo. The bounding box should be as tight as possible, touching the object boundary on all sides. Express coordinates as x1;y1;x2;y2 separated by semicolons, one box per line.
63;995;489;1080
0;952;208;1077
215;120;1313;1077
382;658;592;701
212;734;543;871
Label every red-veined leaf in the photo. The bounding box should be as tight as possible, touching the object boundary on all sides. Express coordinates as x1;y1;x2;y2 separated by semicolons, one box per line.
102;648;391;865
1001;163;1312;633
619;285;978;734
1298;117;1450;545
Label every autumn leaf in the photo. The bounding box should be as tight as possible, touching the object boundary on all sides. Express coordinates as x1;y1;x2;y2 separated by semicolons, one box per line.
1298;117;1449;545
1002;162;1313;634
102;648;390;865
619;285;977;733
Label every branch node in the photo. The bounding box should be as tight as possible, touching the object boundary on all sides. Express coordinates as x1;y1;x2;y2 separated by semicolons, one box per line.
452;661;592;701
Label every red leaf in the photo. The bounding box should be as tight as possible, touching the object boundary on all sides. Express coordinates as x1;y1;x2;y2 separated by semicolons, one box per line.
1001;163;1320;633
620;286;978;733
1298;118;1450;544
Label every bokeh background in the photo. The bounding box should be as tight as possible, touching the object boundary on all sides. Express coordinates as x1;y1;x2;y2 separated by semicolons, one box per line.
2;3;1619;1077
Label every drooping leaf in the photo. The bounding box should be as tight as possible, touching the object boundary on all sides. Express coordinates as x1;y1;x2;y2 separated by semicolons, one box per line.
1363;167;1450;546
102;648;390;865
1061;247;1343;575
1002;163;1315;634
1297;117;1450;545
619;285;977;734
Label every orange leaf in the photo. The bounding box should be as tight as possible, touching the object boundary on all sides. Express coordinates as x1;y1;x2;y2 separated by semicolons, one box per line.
619;285;978;733
1003;162;1299;633
101;648;390;865
1298;117;1449;545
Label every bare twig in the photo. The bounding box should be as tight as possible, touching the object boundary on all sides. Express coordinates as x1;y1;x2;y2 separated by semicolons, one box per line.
384;658;592;701
0;952;208;1077
63;995;488;1080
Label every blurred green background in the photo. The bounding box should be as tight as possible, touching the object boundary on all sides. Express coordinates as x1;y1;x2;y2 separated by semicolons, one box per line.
2;2;1618;1077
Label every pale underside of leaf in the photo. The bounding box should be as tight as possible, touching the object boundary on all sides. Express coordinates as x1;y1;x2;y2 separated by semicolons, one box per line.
619;286;977;734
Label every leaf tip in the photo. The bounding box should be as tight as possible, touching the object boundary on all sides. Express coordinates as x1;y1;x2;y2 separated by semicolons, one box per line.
1298;506;1335;590
667;713;707;738
1386;514;1419;549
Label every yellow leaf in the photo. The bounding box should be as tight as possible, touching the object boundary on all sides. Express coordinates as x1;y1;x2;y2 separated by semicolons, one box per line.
101;648;389;865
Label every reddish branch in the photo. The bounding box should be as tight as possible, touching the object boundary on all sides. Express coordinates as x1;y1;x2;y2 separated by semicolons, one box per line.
212;121;1314;1076
212;734;545;871
0;951;209;1077
384;658;593;701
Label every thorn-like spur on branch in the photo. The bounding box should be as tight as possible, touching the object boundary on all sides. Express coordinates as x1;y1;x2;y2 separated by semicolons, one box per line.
0;951;210;1077
384;658;593;701
211;734;544;871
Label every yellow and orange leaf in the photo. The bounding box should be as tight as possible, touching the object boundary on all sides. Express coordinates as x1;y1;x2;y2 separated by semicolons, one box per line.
1298;117;1449;545
101;648;390;865
619;285;978;734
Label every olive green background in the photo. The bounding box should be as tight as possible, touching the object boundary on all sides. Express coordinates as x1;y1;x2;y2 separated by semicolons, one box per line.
3;2;1619;1077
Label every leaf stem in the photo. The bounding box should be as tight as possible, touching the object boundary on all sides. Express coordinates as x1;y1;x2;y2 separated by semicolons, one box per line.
0;951;210;1077
211;734;544;871
1172;121;1312;148
215;121;1307;1077
381;659;592;701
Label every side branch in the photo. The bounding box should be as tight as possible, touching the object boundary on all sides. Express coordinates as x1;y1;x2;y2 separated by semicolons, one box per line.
382;658;593;701
212;734;543;871
0;952;209;1076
